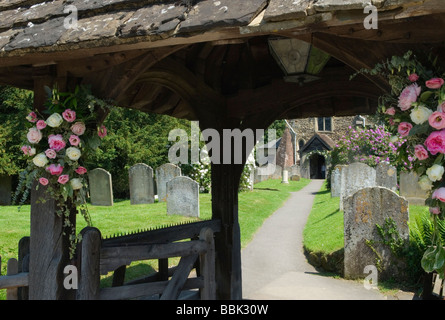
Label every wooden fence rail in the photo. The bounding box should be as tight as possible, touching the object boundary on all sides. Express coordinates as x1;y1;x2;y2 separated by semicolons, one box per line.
0;257;29;300
77;222;217;300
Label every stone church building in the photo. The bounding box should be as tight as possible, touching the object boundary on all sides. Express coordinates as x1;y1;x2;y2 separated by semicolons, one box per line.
268;115;370;180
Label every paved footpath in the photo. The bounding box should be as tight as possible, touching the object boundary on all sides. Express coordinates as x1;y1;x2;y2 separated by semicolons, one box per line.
241;179;415;300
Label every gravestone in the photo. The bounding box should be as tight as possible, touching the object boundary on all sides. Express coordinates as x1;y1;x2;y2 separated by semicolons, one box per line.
129;163;155;204
155;163;181;202
399;171;427;205
343;187;409;281
88;168;113;206
0;175;12;205
340;162;376;210
166;176;199;218
331;165;346;198
376;162;397;191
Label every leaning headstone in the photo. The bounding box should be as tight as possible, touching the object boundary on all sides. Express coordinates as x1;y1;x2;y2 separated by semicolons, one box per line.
166;176;199;218
155;163;181;202
340;162;376;211
0;175;12;205
331;165;346;198
343;187;409;281
376;162;397;191
399;171;427;205
129;163;155;205
89;168;113;206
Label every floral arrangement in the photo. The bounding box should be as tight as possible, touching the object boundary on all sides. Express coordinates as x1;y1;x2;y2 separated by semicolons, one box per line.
15;85;110;258
357;50;445;276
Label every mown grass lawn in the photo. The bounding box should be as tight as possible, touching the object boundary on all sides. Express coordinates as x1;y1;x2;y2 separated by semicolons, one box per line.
0;177;310;299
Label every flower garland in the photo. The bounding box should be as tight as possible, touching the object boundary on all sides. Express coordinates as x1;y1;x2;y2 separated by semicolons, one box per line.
356;50;445;277
15;85;110;258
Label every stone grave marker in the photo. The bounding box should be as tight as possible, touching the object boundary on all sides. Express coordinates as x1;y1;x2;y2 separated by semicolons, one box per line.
155;163;181;202
340;162;376;210
331;165;346;198
166;176;199;218
129;163;155;205
89;168;113;206
343;187;409;281
376;162;397;191
399;171;427;205
0;175;12;205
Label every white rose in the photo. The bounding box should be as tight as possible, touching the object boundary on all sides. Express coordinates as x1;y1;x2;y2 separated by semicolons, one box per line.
46;113;63;128
390;135;399;143
66;147;81;161
29;148;36;156
70;178;83;190
410;105;433;125
32;153;48;168
418;175;433;191
426;164;444;182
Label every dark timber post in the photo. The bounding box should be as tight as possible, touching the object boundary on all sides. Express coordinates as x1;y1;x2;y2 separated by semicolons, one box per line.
28;69;76;300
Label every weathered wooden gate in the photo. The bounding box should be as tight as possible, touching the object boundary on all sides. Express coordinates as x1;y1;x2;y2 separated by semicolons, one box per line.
0;220;220;300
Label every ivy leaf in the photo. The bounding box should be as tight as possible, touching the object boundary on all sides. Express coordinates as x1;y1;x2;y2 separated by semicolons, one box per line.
420;91;434;103
408;123;430;136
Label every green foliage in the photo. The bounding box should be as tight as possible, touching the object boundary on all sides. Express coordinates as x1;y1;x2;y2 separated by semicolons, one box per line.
88;107;190;198
0;86;33;175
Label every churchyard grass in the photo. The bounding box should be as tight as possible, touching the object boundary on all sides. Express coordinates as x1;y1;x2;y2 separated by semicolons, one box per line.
0;177;310;299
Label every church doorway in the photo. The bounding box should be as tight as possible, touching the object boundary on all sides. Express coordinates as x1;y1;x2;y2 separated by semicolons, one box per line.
309;154;326;179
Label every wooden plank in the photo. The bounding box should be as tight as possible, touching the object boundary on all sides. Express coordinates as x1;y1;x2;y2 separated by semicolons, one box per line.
99;277;204;300
100;241;207;275
18;237;30;300
102;219;221;247
0;272;29;290
77;227;102;300
111;265;126;287
6;259;18;300
199;228;216;300
160;254;198;300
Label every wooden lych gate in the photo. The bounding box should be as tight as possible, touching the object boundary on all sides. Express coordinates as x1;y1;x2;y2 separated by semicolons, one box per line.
2;0;445;300
1;220;220;300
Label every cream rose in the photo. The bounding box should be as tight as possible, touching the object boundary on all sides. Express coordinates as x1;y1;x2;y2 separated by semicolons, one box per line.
70;178;83;190
27;127;42;144
32;153;49;168
66;147;81;161
426;164;445;182
410;105;433;125
418;175;433;191
46;113;63;128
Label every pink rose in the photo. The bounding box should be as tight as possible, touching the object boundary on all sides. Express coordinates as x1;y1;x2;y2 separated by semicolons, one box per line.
432;187;445;202
26;112;37;123
438;101;445;113
21;145;31;155
397;122;413;137
98;125;107;138
39;177;49;186
408;73;419;82
425;130;445;155
36;120;47;130
426;78;445;89
75;166;87;175
389;118;395;126
414;144;429;160
429;207;441;215
58;175;69;185
429;111;445;130
62;109;76;123
27;127;42;144
48;134;66;152
46;163;64;176
71;122;86;136
398;83;421;111
385;107;396;115
45;149;57;159
69;135;80;146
